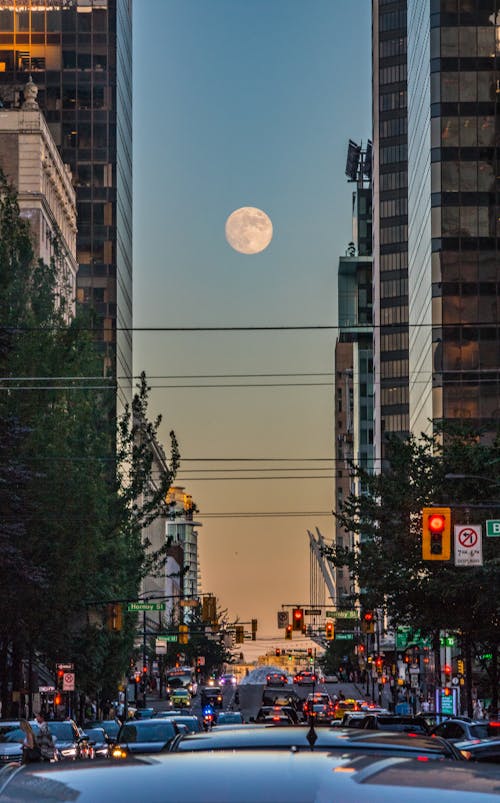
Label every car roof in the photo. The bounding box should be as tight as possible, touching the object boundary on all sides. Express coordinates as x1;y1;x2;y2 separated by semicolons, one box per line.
5;748;500;802
170;725;459;757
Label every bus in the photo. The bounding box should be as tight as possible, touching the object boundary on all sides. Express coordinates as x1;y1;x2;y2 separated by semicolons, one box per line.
165;666;198;697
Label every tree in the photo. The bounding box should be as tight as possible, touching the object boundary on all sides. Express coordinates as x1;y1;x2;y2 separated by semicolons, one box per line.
322;424;500;714
0;174;180;713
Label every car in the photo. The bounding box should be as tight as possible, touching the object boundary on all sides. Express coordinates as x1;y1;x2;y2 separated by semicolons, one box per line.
261;689;303;711
47;719;89;760
133;707;156;720
293;671;317;686
0;720;39;765
164;715;201;733
219;673;238;686
303;693;332;718
254;706;297;725
266;672;289;687
216;711;245;726
356;714;432;734
83;719;122;739
304;703;336;724
81;727;110;759
456;738;500;763
111;718;183;757
430;718;492;742
6;749;500;803
321;673;339;684
200;686;224;709
331;699;362;720
169;688;191;708
168;724;464;761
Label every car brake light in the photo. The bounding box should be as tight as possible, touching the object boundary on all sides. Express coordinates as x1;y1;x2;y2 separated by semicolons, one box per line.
416;756;429;762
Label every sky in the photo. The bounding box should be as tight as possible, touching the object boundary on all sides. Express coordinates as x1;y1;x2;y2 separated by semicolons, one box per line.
132;0;372;637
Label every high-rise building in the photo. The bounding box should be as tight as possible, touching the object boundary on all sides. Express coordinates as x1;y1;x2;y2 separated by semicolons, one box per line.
407;0;500;437
0;0;133;408
166;486;202;605
372;0;410;459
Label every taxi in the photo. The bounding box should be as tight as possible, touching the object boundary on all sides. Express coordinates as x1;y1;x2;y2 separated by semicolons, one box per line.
169;688;191;708
331;698;361;720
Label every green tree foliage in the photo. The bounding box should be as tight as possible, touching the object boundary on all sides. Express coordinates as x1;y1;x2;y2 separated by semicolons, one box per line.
0;174;179;712
323;424;500;710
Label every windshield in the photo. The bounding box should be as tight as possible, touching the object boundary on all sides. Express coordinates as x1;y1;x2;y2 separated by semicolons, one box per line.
119;722;175;743
48;722;76;741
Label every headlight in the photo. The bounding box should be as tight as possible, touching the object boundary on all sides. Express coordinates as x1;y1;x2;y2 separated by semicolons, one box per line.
111;746;128;759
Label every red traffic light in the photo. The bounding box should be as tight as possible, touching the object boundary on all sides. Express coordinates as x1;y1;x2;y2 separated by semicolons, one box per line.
443;687;451;696
292;608;304;631
363;611;374;622
444;664;451;675
428;513;446;533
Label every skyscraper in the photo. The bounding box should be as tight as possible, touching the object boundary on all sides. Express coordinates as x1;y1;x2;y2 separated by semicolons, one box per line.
0;0;133;408
407;0;500;437
372;0;410;458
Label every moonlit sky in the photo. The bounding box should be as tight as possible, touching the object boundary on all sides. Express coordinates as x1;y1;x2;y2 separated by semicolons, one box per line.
133;0;371;636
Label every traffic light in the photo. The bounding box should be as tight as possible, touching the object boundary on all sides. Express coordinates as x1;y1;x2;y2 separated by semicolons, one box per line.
325;621;334;640
235;625;244;644
443;687;451;697
422;507;451;560
285;624;292;640
307;647;313;661
54;693;62;706
106;603;123;631
178;624;189;644
457;659;464;675
292;608;304;632
361;611;375;634
251;619;258;641
56;669;64;691
275;648;281;657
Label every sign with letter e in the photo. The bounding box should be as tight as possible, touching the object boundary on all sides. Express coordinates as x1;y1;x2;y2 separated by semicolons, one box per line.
454;524;483;566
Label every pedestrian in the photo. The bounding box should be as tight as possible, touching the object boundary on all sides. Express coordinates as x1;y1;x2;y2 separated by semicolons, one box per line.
35;711;56;762
20;719;41;764
473;699;484;720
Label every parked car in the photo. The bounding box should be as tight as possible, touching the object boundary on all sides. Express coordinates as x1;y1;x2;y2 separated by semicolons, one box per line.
6;749;500;802
430;719;492;742
293;671;317;686
266;672;289;687
111;718;183;758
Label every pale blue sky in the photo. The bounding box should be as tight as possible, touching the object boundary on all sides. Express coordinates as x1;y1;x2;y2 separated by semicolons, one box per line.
133;0;371;635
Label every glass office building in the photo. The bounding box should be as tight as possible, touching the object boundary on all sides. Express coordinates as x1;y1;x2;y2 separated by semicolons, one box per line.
372;0;410;461
0;0;133;409
408;0;500;436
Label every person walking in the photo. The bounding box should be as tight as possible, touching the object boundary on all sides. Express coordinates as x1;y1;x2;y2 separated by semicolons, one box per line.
35;711;56;761
20;720;41;764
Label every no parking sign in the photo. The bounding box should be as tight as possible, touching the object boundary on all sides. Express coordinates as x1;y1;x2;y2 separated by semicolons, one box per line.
454;524;483;566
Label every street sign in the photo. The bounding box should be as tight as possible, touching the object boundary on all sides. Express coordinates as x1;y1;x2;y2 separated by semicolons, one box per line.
39;686;55;693
454;524;483;566
336;610;358;619
180;599;199;607
335;633;354;640
56;663;74;671
486;520;500;537
155;639;167;654
157;635;177;643
63;672;75;691
325;611;335;618
304;609;322;616
127;601;166;612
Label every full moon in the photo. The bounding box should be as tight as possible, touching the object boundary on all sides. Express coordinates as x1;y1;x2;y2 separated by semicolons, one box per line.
225;207;273;254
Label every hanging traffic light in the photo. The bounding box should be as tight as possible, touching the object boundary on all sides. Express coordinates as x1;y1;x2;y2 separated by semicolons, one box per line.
251;619;258;641
325;621;334;640
307;647;313;658
275;648;281;657
361;611;375;634
422;507;451;560
56;669;64;691
285;625;293;640
292;608;304;632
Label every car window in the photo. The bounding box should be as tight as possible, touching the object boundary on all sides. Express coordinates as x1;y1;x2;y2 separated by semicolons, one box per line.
120;722;175;742
469;723;490;739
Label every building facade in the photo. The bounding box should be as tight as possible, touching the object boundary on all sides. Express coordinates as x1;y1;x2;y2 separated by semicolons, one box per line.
166;486;202;608
0;78;77;317
0;0;133;408
407;0;500;436
372;0;410;460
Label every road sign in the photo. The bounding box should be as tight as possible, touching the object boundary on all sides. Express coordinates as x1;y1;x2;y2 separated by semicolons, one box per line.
486;520;500;537
155;639;167;654
127;601;166;612
336;610;358;619
180;599;199;607
39;686;55;693
454;524;483;566
335;632;354;640
56;663;74;671
157;634;178;643
304;609;322;616
325;611;335;618
63;672;75;691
